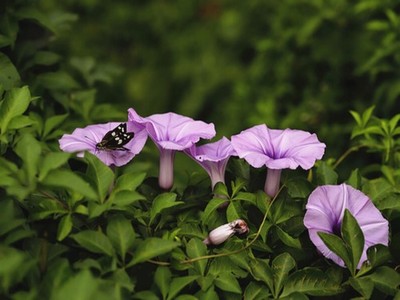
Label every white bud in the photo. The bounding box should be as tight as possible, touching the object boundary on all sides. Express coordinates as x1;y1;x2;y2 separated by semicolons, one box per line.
203;219;249;246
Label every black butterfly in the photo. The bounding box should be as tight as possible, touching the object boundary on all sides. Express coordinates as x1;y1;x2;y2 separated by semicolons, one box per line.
96;123;134;151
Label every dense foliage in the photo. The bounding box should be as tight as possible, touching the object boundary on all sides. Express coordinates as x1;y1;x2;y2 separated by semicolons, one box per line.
1;0;400;299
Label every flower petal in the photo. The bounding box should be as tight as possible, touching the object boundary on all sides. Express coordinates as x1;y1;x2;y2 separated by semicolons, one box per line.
304;184;389;269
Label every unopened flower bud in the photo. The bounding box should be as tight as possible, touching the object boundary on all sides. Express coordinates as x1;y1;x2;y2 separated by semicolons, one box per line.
203;219;249;246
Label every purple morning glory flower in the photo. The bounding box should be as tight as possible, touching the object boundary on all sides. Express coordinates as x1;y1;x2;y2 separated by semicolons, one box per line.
128;108;216;190
185;137;236;189
304;184;389;269
59;122;148;167
231;124;326;197
203;219;249;246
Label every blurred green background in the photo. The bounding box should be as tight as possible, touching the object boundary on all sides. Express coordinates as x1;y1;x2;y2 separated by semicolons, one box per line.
3;0;400;173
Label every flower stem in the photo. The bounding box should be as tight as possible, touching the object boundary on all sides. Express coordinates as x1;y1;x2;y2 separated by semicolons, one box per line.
264;169;282;198
159;149;175;190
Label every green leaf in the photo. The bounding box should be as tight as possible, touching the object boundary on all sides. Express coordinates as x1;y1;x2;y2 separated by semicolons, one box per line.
7;115;35;130
0;53;20;90
318;232;352;271
186;238;207;276
201;197;228;224
36;71;79;91
155;267;171;300
42;114;68;138
249;259;274;292
214;272;242;294
226;201;244;222
113;172;146;192
281;268;343;297
128;238;180;266
244;282;271;300
349;277;374;299
366;266;400;295
39;152;71;181
85;152;115;203
42;169;97;200
106;216;135;261
285;177;313;199
70;230;114;256
167;276;198;300
275;226;302;249
366;244;391;268
150;193;183;225
316;161;338;185
346;169;362;189
0;86;31;134
14;133;41;186
52;269;98;300
109;190;146;207
213;182;229;198
272;252;296;296
341;209;364;274
57;214;73;241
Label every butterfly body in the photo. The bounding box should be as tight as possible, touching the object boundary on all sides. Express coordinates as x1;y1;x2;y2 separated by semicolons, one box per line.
96;123;134;151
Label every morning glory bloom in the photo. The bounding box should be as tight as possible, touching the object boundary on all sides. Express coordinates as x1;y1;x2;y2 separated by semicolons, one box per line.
185;137;236;189
59;122;148;167
231;124;325;197
304;184;389;269
128;108;216;190
203;219;249;246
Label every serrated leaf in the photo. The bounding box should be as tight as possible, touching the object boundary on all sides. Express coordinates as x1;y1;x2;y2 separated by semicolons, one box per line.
57;214;73;241
167;276;198;300
214;272;242;294
155;267;171;300
318;232;352;272
42;169;97;200
106;216;135;262
186;238;207;276
71;230;114;256
272;252;296;296
150;193;183;225
342;209;364;274
281;268;343;297
85;152;115;203
128;238;179;266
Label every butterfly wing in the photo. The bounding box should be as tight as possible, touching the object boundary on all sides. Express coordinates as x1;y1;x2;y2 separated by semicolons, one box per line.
96;123;135;151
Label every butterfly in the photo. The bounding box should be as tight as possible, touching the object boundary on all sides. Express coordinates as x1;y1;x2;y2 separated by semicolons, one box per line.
96;123;134;151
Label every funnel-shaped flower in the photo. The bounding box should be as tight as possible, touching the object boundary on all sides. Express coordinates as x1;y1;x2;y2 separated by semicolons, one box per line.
304;184;389;269
231;124;325;197
185;137;236;189
203;219;249;246
128;108;216;190
59;122;148;167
